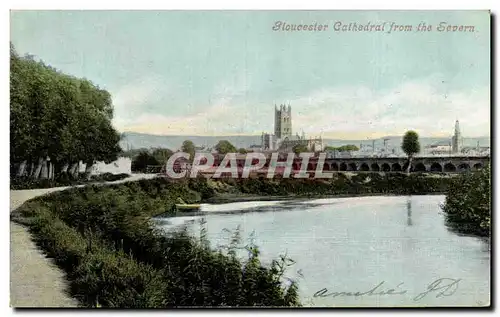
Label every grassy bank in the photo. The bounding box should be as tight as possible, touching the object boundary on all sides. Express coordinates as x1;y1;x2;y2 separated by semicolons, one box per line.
11;178;300;308
10;173;130;190
209;172;454;199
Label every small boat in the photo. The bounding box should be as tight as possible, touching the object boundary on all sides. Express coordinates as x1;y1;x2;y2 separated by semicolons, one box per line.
175;198;201;212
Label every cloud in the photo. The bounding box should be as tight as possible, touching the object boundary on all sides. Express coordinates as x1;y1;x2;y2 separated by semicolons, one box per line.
284;76;490;138
111;75;170;126
113;75;490;139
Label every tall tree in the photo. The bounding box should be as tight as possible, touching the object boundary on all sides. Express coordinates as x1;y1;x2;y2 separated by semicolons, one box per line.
181;140;196;161
215;140;237;154
152;148;174;164
10;43;121;180
401;131;421;174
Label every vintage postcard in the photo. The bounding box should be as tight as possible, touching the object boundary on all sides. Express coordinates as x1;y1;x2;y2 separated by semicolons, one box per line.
10;10;490;308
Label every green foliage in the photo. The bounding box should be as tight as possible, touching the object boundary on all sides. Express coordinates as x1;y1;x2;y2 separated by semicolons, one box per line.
120;148;149;159
292;143;308;154
238;148;248;154
324;144;359;152
10;44;121;178
230;173;453;196
152;148;174;164
131;151;160;172
10;173;130;190
181;140;196;160
215;140;238;154
12;178;301;307
401;131;421;158
441;165;491;237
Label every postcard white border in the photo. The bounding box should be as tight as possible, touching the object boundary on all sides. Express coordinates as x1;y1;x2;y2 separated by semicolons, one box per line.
1;0;496;316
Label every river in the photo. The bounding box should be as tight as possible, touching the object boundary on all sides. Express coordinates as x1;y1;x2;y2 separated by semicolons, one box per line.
156;195;490;307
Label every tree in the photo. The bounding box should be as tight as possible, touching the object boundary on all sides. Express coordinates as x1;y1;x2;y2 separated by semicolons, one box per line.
337;144;359;152
215;140;237;154
131;151;160;172
120;148;148;159
181;140;196;160
401;131;421;174
152;148;174;164
292;143;308;154
10;43;121;180
238;148;248;154
441;164;490;236
323;145;359;152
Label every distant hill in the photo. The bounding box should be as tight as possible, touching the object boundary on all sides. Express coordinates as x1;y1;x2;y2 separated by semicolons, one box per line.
119;132;262;151
119;132;490;154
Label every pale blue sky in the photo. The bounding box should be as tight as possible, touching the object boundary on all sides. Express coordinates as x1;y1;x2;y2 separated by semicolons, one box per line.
10;10;490;138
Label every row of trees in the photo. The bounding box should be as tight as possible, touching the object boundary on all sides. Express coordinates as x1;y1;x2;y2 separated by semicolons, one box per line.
10;44;121;180
324;144;360;152
129;139;251;172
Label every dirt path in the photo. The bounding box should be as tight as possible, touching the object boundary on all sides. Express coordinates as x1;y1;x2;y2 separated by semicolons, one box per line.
10;174;157;307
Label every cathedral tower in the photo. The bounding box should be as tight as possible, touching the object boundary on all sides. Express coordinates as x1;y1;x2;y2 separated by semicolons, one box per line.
274;104;292;139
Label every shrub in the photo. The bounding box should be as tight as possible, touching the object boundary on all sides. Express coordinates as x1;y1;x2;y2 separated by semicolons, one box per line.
441;165;491;237
10;172;130;190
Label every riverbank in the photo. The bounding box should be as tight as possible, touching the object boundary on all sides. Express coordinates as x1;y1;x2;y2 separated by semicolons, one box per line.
9;173;169;308
204;191;446;204
11;177;301;307
10;172;130;190
10;172;481;307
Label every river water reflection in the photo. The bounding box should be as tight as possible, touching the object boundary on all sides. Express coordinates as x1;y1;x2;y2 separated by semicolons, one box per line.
157;195;490;307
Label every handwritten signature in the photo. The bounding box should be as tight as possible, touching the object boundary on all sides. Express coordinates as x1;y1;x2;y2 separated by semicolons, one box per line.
313;278;461;301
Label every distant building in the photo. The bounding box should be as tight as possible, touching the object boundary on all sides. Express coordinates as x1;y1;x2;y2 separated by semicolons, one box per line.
427;143;453;155
248;144;263;152
424;120;467;156
261;104;323;152
261;133;274;151
274;104;292;139
451;120;462;154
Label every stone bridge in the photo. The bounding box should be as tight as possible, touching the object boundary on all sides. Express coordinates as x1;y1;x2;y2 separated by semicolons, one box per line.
188;155;490;175
301;156;490;173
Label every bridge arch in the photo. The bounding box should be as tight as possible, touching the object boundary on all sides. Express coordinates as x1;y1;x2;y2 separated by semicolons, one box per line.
307;163;316;171
360;163;370;171
371;163;380;171
331;163;339;171
322;163;331;171
414;163;427;172
402;162;413;172
473;163;483;171
444;163;456;172
339;163;347;171
430;163;442;172
392;163;402;172
381;163;391;172
348;163;358;171
457;163;470;172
